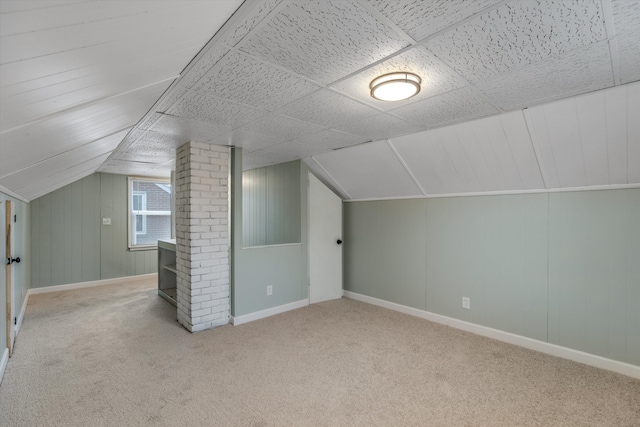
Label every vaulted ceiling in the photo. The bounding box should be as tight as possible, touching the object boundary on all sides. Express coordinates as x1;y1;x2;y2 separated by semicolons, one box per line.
1;0;639;201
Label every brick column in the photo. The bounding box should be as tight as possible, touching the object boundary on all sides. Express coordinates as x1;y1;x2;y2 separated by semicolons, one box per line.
175;142;230;332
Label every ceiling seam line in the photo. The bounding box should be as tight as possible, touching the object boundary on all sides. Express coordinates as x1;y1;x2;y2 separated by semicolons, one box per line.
0;125;134;180
600;0;621;85
522;108;550;189
386;139;427;197
12;150;112;192
308;157;352;200
353;0;418;46
0;76;178;135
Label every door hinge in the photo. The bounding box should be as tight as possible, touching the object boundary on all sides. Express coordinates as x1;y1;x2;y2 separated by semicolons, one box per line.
14;317;17;325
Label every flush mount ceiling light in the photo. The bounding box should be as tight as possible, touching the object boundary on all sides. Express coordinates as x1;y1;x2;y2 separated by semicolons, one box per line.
370;72;421;102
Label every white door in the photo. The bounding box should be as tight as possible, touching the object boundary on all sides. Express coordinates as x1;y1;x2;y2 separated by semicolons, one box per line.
308;173;342;304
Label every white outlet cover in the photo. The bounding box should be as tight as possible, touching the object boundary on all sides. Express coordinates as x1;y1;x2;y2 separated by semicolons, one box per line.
462;297;470;309
102;218;111;225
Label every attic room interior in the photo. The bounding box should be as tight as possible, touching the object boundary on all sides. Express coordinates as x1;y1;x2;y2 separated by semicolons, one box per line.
1;0;639;425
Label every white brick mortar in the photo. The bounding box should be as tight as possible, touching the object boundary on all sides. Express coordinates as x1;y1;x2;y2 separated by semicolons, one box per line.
175;142;230;333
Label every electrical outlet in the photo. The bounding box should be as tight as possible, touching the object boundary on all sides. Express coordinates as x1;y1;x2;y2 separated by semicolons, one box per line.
102;218;111;225
462;297;470;309
267;285;273;296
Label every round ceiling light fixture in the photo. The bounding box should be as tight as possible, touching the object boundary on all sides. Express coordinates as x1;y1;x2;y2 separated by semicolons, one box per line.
370;72;421;102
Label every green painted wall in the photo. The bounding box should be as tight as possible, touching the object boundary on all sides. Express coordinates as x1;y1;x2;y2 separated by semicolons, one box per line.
231;150;308;317
548;189;640;365
30;173;157;288
344;189;640;366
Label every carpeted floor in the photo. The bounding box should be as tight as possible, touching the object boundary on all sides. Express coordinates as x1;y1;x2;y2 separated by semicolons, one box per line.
1;279;639;426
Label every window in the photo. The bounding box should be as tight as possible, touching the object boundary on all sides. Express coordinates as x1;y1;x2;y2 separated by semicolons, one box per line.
132;192;147;234
128;177;171;249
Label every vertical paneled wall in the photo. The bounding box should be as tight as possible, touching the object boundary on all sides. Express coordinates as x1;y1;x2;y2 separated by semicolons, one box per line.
232;153;308;317
344;189;640;366
548;189;640;365
30;173;157;288
242;161;301;247
426;194;548;341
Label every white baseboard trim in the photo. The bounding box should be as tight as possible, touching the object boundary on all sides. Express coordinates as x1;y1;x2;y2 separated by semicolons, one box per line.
0;348;8;386
344;291;640;380
231;299;309;326
28;273;158;295
15;291;29;337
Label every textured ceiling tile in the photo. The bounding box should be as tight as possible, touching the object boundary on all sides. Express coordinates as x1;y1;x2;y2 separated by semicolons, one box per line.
390;86;499;129
276;89;379;128
617;32;640;84
292;129;366;151
331;45;468;111
208;129;284;152
334;112;425;140
613;0;640;86
192;50;320;111
426;0;607;83
177;45;231;90
165;90;266;128
128;130;188;150
365;0;500;41
239;113;325;141
476;40;614;110
238;0;409;84
244;141;315;169
150;115;231;143
220;0;283;46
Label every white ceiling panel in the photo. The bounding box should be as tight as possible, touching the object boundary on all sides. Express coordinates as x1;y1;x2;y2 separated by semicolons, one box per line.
425;0;607;83
313;140;422;200
476;40;614;110
611;0;640;84
331;45;468;111
1;80;170;178
391;130;466;195
364;0;501;42
208;129;283;153
0;128;128;191
390;86;499;129
165;91;266;129
276;89;379;129
149;115;228;143
219;0;284;47
1;48;193;130
527;82;640;188
99;159;169;177
303;157;350;199
334;112;425;141
603;86;632;185
238;114;325;142
18;152;111;201
292;129;365;152
243;141;315;170
192;50;320;111
238;0;409;85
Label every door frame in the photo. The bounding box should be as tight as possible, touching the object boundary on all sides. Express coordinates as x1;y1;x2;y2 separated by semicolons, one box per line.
5;200;13;356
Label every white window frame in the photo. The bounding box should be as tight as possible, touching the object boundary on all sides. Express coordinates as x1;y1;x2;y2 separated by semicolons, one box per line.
132;191;147;235
128;176;171;250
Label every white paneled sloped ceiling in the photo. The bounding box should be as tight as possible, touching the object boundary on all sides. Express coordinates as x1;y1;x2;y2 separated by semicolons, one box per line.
1;0;639;201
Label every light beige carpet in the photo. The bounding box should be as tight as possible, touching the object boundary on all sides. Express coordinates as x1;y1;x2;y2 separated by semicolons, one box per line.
1;279;639;426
